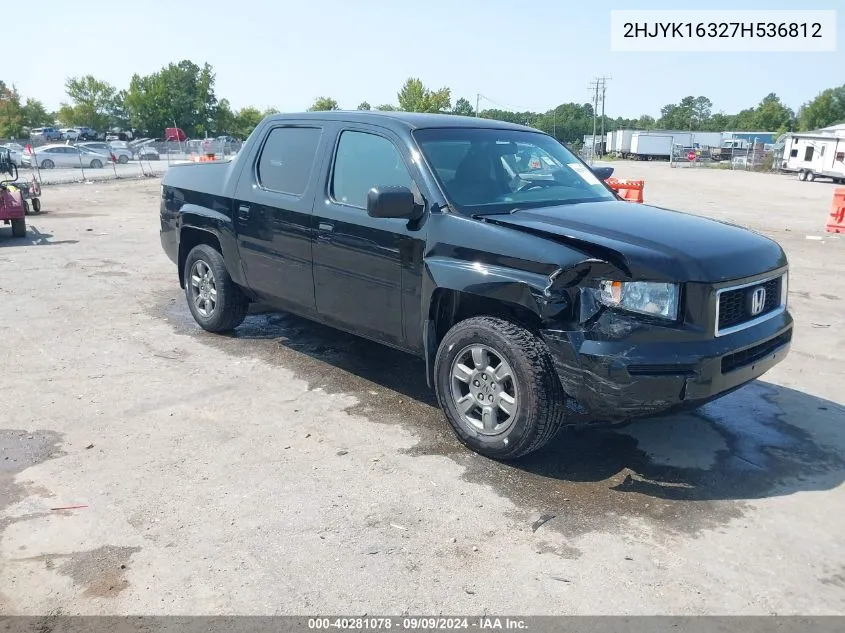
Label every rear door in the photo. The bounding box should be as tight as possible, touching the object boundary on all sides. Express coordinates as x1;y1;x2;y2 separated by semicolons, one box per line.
233;122;327;312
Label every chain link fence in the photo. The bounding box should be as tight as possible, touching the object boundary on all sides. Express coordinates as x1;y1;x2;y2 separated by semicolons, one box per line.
669;141;774;172
0;137;245;186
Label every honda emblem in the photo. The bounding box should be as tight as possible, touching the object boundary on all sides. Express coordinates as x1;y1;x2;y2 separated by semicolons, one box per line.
750;287;766;316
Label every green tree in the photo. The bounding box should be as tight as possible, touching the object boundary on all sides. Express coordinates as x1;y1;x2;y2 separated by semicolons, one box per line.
125;60;219;137
452;97;475;116
706;112;731;131
375;104;398;111
20;98;53;129
691;96;712;129
634;114;656;129
308;97;340;111
797;85;845;131
215;98;236;135
479;108;531;126
57;75;122;130
731;107;758;130
397;78;451;113
0;81;24;138
232;107;264;138
357;101;371;111
754;93;794;133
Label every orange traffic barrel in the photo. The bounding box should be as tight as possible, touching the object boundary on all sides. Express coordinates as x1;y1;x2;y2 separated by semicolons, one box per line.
826;187;845;233
605;178;645;203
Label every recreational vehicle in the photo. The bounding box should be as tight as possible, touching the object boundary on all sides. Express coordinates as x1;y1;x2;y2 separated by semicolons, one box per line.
781;126;845;183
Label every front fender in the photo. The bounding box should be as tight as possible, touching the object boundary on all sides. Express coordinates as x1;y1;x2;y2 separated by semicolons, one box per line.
422;256;569;322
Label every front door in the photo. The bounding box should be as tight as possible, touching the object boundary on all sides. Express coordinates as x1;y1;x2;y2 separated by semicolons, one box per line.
234;124;325;312
312;127;427;349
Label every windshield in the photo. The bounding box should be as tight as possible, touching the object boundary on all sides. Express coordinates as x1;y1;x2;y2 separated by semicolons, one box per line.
413;127;616;215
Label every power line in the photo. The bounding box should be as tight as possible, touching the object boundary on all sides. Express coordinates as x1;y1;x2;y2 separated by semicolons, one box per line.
476;93;536;114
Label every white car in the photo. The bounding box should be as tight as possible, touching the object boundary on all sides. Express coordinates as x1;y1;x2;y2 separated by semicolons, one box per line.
0;143;24;166
77;141;132;164
60;128;80;141
22;144;112;169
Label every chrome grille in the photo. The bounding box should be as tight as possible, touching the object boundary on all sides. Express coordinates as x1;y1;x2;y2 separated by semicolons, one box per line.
715;273;786;336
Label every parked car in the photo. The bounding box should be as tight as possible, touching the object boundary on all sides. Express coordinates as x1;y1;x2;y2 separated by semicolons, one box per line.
60;128;80;141
29;127;63;142
77;141;132;164
158;111;793;461
137;146;160;161
105;130;133;141
75;127;98;141
22;144;112;169
0;143;24;166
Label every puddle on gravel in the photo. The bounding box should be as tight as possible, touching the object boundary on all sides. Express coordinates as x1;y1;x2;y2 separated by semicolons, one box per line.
20;545;141;598
155;295;845;538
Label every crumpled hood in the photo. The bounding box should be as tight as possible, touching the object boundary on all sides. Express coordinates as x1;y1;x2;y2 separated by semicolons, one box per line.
481;200;788;282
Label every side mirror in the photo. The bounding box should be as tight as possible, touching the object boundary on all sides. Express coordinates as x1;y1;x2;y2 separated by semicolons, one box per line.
366;185;418;219
591;166;614;181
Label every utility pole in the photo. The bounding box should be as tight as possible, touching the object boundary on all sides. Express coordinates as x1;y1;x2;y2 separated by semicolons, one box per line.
588;79;599;164
600;77;610;156
587;76;611;162
475;93;480;117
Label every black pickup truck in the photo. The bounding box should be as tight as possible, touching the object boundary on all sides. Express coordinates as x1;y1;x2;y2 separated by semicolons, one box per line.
159;111;793;460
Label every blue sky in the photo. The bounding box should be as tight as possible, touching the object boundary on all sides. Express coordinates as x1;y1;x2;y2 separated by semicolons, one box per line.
6;0;842;119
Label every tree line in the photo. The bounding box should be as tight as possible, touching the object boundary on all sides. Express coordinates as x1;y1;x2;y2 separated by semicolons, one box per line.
1;61;843;143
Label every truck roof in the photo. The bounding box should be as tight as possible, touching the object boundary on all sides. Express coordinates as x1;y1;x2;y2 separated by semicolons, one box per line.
262;110;537;132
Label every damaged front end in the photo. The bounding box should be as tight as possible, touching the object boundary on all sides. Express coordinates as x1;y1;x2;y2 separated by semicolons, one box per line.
536;259;793;424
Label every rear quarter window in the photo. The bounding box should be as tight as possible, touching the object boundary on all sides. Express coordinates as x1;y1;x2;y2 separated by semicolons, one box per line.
257;127;323;196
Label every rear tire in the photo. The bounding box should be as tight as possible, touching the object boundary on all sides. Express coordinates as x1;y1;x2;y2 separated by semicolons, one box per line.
806;171;816;182
40;159;54;169
118;155;129;164
31;198;41;213
90;159;103;169
11;217;26;238
433;316;567;460
183;244;249;333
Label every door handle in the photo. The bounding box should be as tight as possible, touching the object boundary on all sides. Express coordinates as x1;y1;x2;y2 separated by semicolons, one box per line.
237;204;250;221
318;222;334;232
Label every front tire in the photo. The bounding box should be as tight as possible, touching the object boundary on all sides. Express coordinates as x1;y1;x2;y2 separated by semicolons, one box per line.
40;159;54;169
11;217;26;238
183;244;248;333
118;155;129;164
433;316;566;460
90;159;103;169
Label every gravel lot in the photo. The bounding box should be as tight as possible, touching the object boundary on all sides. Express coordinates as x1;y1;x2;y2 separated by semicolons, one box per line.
1;162;844;616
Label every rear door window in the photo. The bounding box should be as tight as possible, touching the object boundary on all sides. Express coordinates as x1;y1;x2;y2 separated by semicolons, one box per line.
257;127;322;196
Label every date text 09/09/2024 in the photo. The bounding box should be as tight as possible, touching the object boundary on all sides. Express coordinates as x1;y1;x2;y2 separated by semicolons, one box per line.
308;617;528;630
622;22;823;39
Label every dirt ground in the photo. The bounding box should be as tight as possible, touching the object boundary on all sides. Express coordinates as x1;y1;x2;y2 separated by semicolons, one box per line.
1;162;843;616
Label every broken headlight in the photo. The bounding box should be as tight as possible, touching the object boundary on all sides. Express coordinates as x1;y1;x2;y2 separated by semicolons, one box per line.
598;281;679;320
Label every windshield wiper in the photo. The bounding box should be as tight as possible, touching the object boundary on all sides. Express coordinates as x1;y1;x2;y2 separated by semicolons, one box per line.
472;208;522;218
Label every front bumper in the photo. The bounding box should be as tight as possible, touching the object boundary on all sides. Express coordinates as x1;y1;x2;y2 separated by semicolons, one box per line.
541;309;793;422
